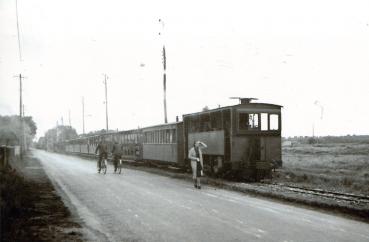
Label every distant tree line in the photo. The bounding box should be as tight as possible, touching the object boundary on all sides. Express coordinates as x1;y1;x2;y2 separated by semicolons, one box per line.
81;129;116;137
283;135;369;144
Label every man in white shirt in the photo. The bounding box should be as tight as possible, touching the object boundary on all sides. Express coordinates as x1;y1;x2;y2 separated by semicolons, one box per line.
188;141;207;189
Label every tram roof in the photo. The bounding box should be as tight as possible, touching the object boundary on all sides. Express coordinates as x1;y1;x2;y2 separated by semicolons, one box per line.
183;102;283;117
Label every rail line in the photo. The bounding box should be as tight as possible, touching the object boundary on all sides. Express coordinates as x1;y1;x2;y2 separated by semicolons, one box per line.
270;183;369;204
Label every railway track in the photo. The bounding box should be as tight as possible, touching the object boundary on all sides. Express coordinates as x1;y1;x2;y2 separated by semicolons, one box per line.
270;183;369;204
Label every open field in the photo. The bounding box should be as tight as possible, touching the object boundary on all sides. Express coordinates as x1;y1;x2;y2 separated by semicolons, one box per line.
273;143;369;196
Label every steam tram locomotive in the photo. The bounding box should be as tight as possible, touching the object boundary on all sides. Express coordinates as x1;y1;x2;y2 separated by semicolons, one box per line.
62;98;282;181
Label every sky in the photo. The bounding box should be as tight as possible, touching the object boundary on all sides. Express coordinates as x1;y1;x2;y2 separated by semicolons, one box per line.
1;0;369;139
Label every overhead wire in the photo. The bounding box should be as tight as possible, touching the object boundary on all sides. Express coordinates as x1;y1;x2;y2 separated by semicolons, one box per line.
15;0;22;62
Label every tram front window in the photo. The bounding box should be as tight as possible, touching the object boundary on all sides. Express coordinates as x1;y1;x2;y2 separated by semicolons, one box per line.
261;113;268;131
239;113;259;130
270;114;279;130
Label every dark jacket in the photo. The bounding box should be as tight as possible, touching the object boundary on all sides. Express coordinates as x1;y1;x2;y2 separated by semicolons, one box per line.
95;143;108;155
111;144;122;156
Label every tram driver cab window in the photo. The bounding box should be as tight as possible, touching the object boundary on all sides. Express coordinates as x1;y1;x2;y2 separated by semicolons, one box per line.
239;113;259;130
270;114;279;130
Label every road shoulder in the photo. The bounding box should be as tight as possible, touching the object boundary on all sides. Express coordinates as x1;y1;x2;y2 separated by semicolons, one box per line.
3;154;86;241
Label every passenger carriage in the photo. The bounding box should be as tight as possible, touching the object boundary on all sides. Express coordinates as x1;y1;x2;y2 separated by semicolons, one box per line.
141;122;184;164
111;129;142;161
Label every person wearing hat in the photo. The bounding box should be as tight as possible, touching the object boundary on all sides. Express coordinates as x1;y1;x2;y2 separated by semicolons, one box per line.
188;141;207;189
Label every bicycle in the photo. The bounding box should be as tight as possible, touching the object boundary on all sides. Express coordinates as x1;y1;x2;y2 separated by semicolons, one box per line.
113;155;122;174
97;154;108;174
100;158;107;174
116;159;122;174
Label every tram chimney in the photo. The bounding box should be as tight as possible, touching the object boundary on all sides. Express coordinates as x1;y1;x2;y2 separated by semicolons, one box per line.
240;98;257;104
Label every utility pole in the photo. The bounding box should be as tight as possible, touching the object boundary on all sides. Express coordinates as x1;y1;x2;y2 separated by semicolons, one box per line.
159;19;168;123
18;74;24;117
14;74;26;158
68;109;71;126
82;97;85;134
103;74;109;132
22;104;26;151
162;46;168;124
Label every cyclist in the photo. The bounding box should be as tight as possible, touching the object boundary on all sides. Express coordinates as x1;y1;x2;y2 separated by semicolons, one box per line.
95;138;108;173
111;141;122;173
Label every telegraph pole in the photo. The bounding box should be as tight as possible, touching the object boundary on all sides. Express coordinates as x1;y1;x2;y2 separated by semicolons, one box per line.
68;109;71;126
82;97;85;134
103;74;109;132
22;104;26;151
159;19;168;123
15;1;26;155
14;74;26;158
18;74;24;117
162;46;168;124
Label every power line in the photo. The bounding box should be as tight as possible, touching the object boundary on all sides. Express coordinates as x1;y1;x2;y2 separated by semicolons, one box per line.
15;0;22;61
103;74;109;132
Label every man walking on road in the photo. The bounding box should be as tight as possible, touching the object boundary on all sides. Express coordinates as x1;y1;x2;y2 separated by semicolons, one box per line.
95;139;108;173
189;141;207;189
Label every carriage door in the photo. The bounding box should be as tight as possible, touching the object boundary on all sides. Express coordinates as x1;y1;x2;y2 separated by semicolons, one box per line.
248;137;261;165
260;113;268;161
260;137;267;161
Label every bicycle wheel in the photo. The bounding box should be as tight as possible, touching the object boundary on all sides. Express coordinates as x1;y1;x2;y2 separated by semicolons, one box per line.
97;160;101;173
102;159;107;174
117;159;122;174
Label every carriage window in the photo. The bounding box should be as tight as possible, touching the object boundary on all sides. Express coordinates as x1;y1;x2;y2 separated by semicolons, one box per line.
172;130;177;143
165;130;170;143
261;113;268;131
239;113;259;130
270;114;279;130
